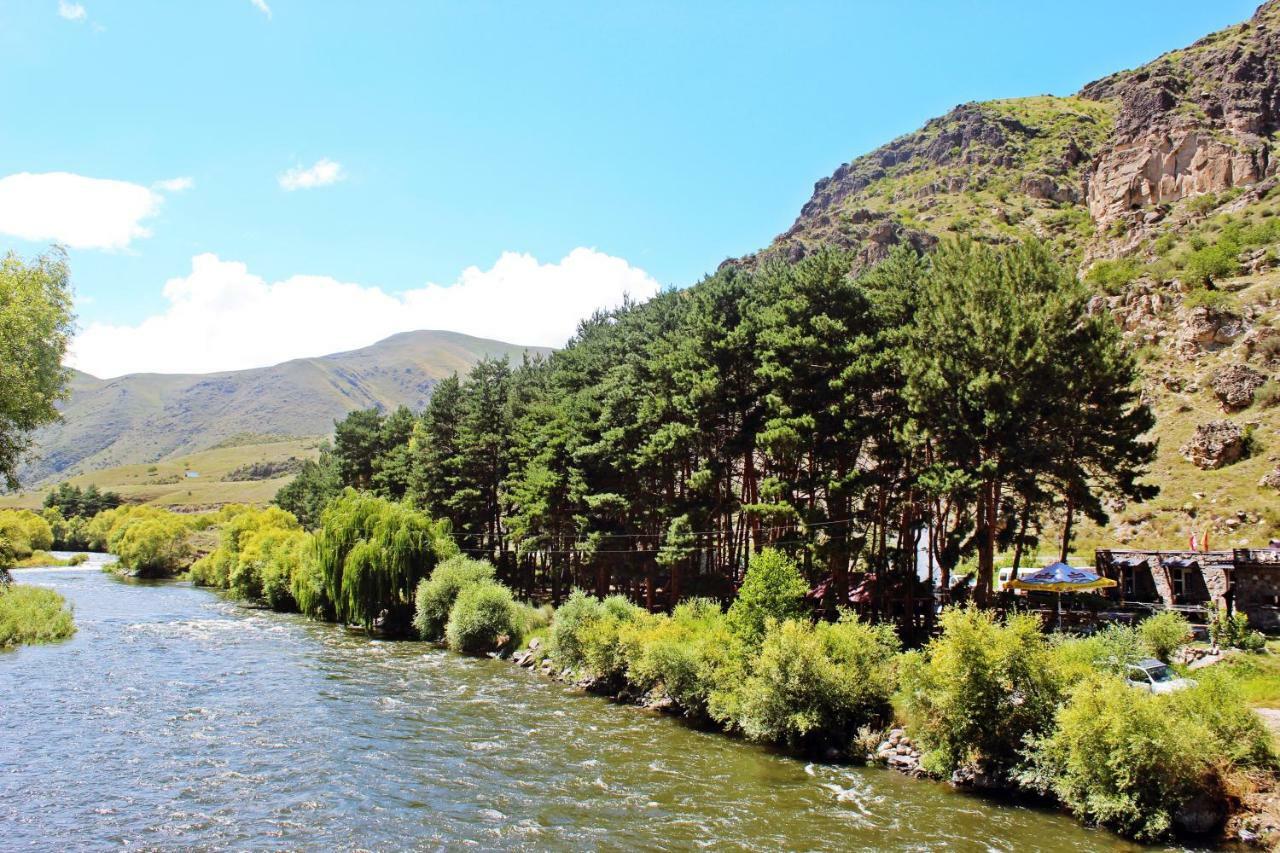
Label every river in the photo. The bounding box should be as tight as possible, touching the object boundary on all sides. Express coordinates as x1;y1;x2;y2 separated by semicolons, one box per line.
1;559;1170;851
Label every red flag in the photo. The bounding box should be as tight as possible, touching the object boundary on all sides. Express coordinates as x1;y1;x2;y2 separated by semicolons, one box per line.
1189;530;1198;551
1202;529;1209;552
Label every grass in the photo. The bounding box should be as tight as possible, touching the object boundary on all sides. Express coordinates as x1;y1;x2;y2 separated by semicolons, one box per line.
0;436;322;511
1216;651;1280;709
13;551;88;568
0;583;76;649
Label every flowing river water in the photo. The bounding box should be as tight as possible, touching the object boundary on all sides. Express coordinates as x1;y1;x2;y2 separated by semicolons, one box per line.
1;559;1176;851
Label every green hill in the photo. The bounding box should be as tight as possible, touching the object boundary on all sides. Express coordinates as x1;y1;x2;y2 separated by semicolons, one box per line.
10;329;548;494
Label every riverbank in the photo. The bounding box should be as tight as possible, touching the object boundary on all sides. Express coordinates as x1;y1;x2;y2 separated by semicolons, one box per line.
1;566;1149;851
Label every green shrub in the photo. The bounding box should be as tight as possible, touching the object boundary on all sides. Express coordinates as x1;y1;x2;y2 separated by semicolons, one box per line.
445;580;522;653
1182;286;1236;312
1255;380;1280;409
624;598;740;718
550;588;607;669
67;553;88;566
0;509;54;559
1182;244;1239;286
579;595;647;685
1027;676;1219;841
1138;611;1190;663
735;613;898;752
898;605;1063;778
0;584;75;648
1209;606;1257;649
726;548;808;648
1083;258;1140;294
1169;669;1277;770
1051;624;1145;684
412;555;495;640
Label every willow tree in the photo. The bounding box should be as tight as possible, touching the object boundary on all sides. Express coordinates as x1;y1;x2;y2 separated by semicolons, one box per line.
0;249;74;493
902;239;1155;604
314;489;455;631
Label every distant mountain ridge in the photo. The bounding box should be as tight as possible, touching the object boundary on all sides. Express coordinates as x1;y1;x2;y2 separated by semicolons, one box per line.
17;330;549;487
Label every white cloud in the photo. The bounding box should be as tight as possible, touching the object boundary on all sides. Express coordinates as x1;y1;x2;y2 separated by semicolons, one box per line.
57;1;86;22
250;0;272;18
278;159;344;190
154;176;194;192
69;248;661;377
0;172;161;250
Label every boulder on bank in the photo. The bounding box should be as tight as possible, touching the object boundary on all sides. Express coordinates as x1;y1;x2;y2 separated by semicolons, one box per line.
1212;363;1267;411
1182;420;1246;469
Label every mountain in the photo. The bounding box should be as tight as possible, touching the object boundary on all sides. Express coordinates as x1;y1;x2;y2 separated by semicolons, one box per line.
741;1;1280;552
15;330;549;488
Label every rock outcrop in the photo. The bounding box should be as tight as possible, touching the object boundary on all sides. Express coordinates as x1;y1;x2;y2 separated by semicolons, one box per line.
1212;363;1268;410
1182;420;1246;469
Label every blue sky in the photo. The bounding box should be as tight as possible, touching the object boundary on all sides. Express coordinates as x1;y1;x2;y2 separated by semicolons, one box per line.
0;0;1260;375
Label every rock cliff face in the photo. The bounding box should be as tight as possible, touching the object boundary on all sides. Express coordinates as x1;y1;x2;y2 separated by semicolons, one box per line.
1080;2;1280;229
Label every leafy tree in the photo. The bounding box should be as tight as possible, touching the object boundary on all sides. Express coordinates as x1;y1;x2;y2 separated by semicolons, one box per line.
274;443;341;528
0;249;75;492
902;239;1155;602
726;548;808;648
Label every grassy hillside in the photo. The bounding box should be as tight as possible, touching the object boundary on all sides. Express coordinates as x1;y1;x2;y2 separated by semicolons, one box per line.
0;435;322;510
14;329;548;489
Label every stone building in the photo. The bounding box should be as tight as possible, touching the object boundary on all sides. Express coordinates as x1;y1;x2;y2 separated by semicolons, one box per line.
1095;548;1280;630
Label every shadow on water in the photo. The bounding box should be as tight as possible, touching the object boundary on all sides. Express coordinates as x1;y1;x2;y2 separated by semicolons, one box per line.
0;562;1197;851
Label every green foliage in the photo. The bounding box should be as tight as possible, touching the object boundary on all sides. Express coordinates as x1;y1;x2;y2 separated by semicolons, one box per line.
1209;606;1265;650
412;555;495;640
1050;624;1145;683
444;580;522;653
0;510;54;559
549;588;606;670
1255;379;1280;409
88;505;201;576
0;583;75;648
273;444;341;529
1137;611;1190;663
579;594;647;685
726;548;808;648
42;482;121;521
735;613;899;751
1027;676;1217;841
313;490;454;630
1083;258;1140;294
1169;669;1277;770
898;605;1063;777
1182;244;1239;286
189;506;303;605
0;249;75;490
623;598;739;718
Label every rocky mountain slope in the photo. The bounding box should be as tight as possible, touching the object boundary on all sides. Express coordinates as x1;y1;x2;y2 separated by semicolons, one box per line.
747;1;1280;552
14;330;547;489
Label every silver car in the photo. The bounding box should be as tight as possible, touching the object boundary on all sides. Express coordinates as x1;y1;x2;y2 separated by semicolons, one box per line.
1125;658;1196;694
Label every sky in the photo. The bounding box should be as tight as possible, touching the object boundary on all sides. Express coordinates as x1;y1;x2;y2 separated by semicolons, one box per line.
0;0;1261;377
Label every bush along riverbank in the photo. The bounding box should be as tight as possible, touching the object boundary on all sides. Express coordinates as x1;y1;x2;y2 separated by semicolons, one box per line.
182;494;1279;846
0;580;76;650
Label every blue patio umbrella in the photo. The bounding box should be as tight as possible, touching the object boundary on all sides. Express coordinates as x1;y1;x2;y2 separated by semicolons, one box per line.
1005;561;1116;630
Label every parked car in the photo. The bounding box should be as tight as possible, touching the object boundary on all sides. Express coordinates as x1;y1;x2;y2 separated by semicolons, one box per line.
1125;658;1196;694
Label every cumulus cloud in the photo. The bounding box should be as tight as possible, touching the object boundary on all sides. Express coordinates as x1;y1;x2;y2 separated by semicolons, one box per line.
57;1;86;22
278;159;343;190
0;172;161;250
70;248;661;377
154;176;194;192
250;0;271;19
